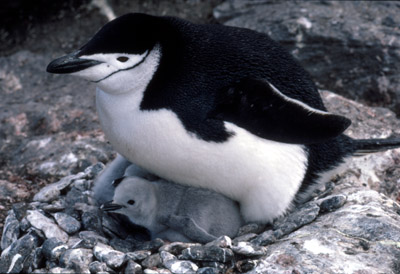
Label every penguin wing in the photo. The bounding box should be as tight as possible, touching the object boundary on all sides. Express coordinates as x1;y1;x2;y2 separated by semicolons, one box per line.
211;78;351;144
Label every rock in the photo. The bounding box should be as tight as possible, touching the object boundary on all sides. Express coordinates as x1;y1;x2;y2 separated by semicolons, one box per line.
141;253;163;269
101;213;130;239
196;267;222;274
84;163;105;179
26;210;69;243
232;233;257;245
53;212;81;234
181;246;234;263
137;238;165;253
159;242;201;256
125;260;143;274
126;250;151;262
199;262;227;273
11;202;28;221
272;202;320;238
318;194;347;213
143;268;171;274
1;211;20;250
214;1;400;115
160;251;199;273
33;173;85;203
59;248;93;273
89;261;113;274
109;237;138;253
42;200;66;213
205;236;232;248
235;259;258;273
79;230;109;245
81;209;103;233
250;230;276;246
231;242;267;257
93;242;126;270
42;238;68;262
48;267;75;273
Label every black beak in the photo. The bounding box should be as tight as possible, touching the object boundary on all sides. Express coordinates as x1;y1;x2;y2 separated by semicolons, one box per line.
47;51;103;74
100;200;124;211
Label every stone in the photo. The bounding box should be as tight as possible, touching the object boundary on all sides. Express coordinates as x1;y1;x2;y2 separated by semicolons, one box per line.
48;267;75;273
11;202;28;221
196;267;222;274
26;210;69;243
143;268;171;274
54;212;81;234
137;238;165;253
42;200;66;213
200;262;227;273
231;242;267;257
19;217;31;232
141;253;163;269
109;237;137;253
84;162;105;179
318;194;347;213
232;233;257;245
159;242;201;256
81;209;103;233
89;261;113;273
272;202;320;238
33;173;84;203
59;248;93;273
125;260;143;274
235;260;258;273
42;237;68;261
214;1;400;115
181;246;234;263
93;242;126;269
205;236;232;248
250;230;276;246
79;230;109;245
101;213;130;239
1;211;20;250
126;250;151;262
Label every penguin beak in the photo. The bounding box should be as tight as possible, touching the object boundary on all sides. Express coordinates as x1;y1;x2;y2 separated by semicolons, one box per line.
47;51;103;74
100;200;124;211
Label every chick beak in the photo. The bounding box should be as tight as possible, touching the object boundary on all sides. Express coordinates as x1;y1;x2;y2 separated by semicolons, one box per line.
100;200;124;212
47;50;103;74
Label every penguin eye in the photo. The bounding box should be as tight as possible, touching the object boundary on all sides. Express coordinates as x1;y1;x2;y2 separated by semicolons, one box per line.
127;200;135;205
117;56;129;62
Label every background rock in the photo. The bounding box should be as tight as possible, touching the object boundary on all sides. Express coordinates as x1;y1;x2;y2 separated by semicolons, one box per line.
214;0;400;115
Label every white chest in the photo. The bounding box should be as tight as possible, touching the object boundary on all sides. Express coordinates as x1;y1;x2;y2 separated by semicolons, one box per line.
96;88;308;222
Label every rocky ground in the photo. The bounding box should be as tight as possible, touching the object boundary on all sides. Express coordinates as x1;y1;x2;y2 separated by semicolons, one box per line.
1;0;400;273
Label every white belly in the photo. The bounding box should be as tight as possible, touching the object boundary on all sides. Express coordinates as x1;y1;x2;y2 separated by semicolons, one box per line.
96;88;308;222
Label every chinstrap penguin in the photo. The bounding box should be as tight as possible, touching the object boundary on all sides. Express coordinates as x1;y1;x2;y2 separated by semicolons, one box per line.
101;176;244;243
47;13;400;223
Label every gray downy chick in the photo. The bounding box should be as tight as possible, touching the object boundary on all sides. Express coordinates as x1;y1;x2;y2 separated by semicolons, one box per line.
101;176;244;243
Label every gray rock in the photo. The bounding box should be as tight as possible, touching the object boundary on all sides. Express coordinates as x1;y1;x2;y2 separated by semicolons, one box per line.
81;209;103;233
42;200;66;213
143;268;171;274
48;267;75;273
26;210;69;243
125;260;143;274
19;217;31;232
205;236;232;248
250;230;276;246
79;230;109;245
199;262;227;273
232;233;257;245
59;248;93;273
272;202;320;238
11;202;28;221
214;1;400;115
31;247;45;270
235;259;258;273
54;212;81;234
181;246;234;263
89;261;113;274
160;251;199;274
159;242;201;256
237;223;267;237
84;162;105;179
93;242;126;270
42;237;68;262
318;194;347;213
33;173;85;203
231;242;267;257
1;211;20;250
141;253;163;269
137;238;165;253
101;213;130;239
196;267;221;274
109;237;138;253
126;250;151;262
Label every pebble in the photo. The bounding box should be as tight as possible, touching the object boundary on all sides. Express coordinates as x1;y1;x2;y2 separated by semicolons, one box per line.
26;210;69;243
319;194;347;213
59;248;93;273
160;251;199;273
250;230;276;246
125;260;143;274
93;242;127;269
141;253;163;269
206;236;232;248
79;230;109;245
237;223;267;236
89;261;113;273
81;209;103;233
54;212;81;234
181;245;234;263
159;242;201;255
126;250;152;261
231;242;267;257
42;238;68;261
1;211;20;250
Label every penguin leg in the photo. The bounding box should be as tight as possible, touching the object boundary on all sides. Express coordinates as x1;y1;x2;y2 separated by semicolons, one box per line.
92;154;132;205
165;215;217;244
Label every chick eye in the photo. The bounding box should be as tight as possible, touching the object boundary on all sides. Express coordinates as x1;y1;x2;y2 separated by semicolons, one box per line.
127;200;135;205
117;56;129;62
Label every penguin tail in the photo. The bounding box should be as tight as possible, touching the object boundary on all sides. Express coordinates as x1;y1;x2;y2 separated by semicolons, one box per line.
352;137;400;156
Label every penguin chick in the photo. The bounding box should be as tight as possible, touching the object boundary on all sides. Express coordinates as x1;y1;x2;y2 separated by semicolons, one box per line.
101;176;244;243
47;13;400;223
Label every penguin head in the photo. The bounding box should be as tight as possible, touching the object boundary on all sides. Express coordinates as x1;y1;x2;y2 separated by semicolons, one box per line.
47;13;164;94
101;176;157;226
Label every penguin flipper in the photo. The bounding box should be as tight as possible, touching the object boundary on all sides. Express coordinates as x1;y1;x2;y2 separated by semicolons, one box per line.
212;78;351;145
